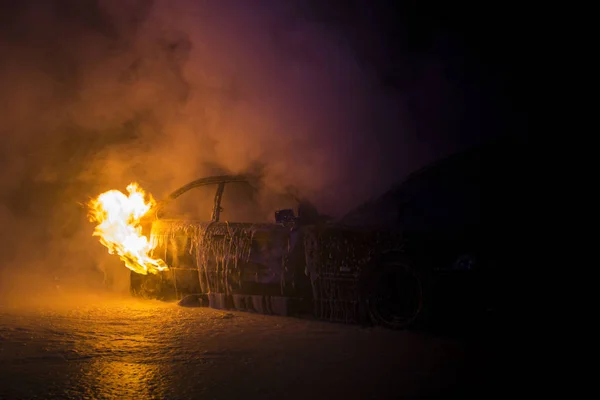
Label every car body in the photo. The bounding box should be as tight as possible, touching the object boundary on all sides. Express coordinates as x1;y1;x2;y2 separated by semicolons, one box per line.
131;134;523;329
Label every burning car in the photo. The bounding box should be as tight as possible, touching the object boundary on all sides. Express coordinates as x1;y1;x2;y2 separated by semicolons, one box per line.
91;135;521;329
127;174;419;327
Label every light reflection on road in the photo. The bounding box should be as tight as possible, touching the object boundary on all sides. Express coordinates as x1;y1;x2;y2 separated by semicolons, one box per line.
77;360;165;399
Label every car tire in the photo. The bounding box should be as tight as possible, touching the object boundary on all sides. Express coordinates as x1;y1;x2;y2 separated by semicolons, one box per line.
365;258;429;330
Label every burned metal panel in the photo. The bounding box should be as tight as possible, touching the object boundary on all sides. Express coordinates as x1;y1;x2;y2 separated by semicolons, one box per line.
303;226;404;323
149;219;302;297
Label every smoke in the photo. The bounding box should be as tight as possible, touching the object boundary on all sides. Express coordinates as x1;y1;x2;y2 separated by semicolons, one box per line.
0;0;472;298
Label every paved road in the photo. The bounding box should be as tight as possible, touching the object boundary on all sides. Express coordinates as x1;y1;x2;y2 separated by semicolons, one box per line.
0;294;501;399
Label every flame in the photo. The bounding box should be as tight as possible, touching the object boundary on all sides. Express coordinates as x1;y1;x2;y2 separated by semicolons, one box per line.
88;183;168;275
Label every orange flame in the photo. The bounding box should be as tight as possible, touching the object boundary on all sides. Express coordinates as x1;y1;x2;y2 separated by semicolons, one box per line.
88;183;168;275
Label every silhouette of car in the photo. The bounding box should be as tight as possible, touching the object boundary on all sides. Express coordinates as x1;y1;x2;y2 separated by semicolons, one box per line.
131;134;523;329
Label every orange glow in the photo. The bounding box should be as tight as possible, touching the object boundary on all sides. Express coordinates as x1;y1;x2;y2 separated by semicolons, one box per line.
88;183;167;275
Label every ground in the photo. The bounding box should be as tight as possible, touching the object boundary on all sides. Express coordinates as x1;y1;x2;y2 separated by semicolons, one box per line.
0;294;501;399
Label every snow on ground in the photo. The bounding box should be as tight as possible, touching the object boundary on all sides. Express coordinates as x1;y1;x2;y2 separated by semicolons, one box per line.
0;294;499;399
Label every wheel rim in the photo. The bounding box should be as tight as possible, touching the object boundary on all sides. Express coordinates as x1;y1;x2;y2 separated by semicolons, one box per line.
369;265;423;327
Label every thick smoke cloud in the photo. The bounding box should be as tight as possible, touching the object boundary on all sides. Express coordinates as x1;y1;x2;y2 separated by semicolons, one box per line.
0;0;474;296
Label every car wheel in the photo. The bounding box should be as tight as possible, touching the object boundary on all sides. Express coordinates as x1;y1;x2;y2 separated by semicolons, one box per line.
366;259;425;330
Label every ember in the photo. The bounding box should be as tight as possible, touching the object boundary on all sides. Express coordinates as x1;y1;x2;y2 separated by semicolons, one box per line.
88;183;168;275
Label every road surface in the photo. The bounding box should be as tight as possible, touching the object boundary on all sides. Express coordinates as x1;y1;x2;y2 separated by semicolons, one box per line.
0;293;500;399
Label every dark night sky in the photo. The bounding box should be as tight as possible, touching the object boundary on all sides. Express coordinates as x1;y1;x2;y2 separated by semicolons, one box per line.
0;0;530;284
331;0;529;133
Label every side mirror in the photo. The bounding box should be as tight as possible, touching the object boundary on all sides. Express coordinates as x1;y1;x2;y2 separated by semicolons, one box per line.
275;209;297;224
